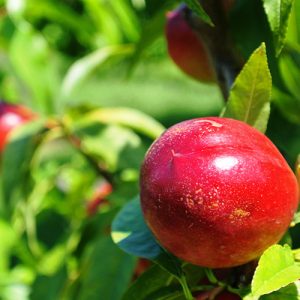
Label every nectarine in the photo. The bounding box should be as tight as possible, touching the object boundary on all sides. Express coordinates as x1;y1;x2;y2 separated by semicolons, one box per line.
140;118;299;268
165;6;215;82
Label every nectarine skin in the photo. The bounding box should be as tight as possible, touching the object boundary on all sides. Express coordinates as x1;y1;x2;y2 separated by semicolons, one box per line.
140;118;299;268
0;102;36;151
166;7;215;82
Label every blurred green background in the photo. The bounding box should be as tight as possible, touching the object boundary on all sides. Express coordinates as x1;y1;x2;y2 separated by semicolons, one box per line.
0;0;223;125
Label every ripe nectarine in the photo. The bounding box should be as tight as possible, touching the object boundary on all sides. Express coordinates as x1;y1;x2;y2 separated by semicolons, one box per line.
0;101;36;151
140;118;299;268
165;6;215;82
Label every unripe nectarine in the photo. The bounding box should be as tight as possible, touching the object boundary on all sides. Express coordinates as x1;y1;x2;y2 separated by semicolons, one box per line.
0;101;36;152
140;118;299;268
165;6;215;82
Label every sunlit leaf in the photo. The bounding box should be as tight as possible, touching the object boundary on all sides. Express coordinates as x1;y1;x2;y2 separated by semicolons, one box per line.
61;45;134;98
78;107;165;140
183;0;213;26
223;43;272;133
251;244;300;297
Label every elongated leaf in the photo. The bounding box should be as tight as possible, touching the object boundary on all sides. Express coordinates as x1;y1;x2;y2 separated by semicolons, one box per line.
251;244;300;297
262;0;293;56
1;120;46;216
272;87;300;124
61;45;134;98
30;266;68;300
110;0;140;42
78;107;165;140
127;8;166;75
260;282;300;299
111;197;162;259
154;251;183;279
77;236;136;300
122;264;175;300
183;0;213;26
222;43;272;133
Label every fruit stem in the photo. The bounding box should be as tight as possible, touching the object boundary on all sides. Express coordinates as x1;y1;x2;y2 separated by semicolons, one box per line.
179;275;194;300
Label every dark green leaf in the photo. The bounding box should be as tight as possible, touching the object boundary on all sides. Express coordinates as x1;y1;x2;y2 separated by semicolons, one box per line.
222;43;272;133
61;45;134;98
251;244;300;297
77;236;136;300
111;197;162;259
262;0;293;56
183;0;213;26
272;88;300;124
30;266;68;300
77;107;165;140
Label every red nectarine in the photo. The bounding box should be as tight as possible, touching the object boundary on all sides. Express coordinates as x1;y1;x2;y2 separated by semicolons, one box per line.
0;101;36;151
140;118;299;268
165;6;215;82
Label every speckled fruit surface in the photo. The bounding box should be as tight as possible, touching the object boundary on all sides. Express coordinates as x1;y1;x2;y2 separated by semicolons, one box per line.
140;117;299;268
165;7;215;82
0;102;36;151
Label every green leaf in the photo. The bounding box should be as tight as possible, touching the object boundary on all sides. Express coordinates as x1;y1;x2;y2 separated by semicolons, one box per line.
0;220;17;272
77;236;136;300
127;9;165;75
61;45;134;98
75;124;145;172
30;266;67;300
78;107;165;140
279;45;300;98
183;0;213;26
111;197;162;259
251;244;300;297
1;120;46;216
260;282;300;299
272;88;300;124
154;251;183;278
122;264;176;300
222;43;272;133
262;0;293;56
